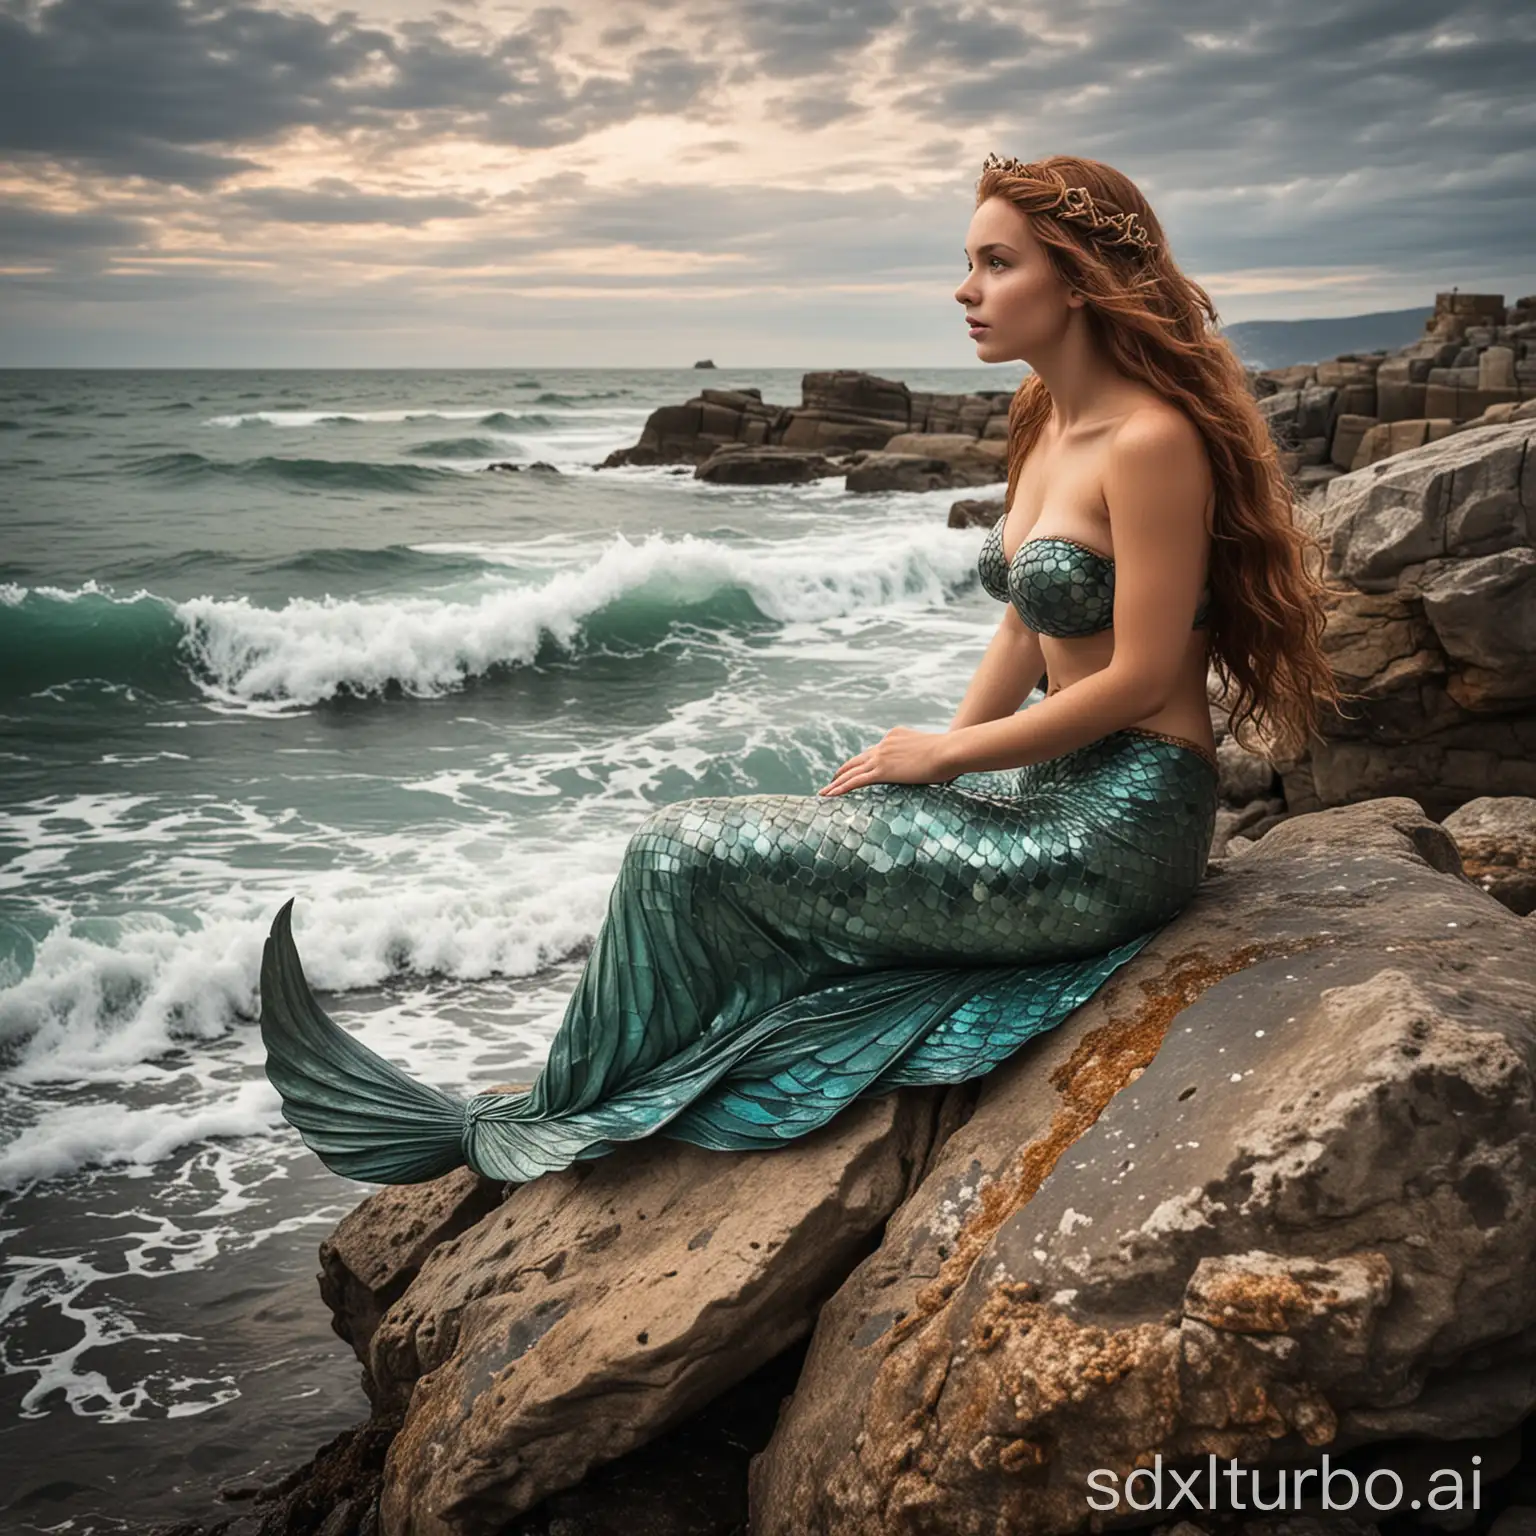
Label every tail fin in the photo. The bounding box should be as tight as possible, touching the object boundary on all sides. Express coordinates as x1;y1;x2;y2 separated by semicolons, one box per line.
259;897;470;1184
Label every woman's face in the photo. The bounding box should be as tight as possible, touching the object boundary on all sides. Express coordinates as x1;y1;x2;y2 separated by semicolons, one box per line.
954;194;1080;362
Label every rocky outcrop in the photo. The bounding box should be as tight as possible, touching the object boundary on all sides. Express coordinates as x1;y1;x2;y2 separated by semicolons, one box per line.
750;797;1536;1534
1273;414;1536;817
1249;292;1536;494
599;373;1011;472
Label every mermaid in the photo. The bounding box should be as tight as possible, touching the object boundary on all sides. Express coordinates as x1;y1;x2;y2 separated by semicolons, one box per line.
258;153;1344;1185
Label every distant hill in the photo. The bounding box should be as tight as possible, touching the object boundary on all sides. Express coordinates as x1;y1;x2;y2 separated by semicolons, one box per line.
1219;306;1434;370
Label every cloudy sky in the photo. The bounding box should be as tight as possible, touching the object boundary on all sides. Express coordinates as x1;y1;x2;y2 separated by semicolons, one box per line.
2;0;1532;367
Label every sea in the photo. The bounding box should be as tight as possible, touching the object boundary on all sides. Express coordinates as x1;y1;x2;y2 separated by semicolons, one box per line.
0;364;1029;1531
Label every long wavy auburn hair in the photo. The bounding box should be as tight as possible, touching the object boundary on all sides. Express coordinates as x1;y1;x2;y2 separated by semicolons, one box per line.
976;154;1355;762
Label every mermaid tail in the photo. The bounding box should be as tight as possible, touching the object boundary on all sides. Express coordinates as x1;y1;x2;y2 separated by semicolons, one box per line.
260;729;1218;1184
260;898;468;1182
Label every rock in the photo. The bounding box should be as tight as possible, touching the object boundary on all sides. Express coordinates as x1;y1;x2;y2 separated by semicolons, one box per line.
1294;463;1345;491
600;393;786;468
1330;413;1378;470
1258;385;1340;450
1216;735;1279;805
694;446;845;485
1350;418;1458;469
371;1089;947;1532
800;370;914;425
692;359;716;369
846;451;1004;494
777;407;910;455
1277;416;1536;816
749;798;1536;1535
1211;795;1286;857
1480;347;1518;389
948;496;1005;530
1442;797;1536;915
319;1167;506;1369
881;432;1008;479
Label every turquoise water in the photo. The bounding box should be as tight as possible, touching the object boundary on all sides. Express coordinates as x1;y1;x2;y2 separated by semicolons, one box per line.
0;364;1024;1529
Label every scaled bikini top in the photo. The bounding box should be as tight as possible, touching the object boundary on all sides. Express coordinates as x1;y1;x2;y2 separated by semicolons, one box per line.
977;517;1211;637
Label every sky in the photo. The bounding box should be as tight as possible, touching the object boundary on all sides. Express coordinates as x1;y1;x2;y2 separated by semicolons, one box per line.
2;0;1533;367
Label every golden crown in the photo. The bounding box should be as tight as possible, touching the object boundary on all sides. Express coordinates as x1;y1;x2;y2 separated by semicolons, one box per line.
979;152;1157;253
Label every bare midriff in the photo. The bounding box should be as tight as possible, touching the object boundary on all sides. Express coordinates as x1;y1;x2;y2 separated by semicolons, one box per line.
1040;628;1215;766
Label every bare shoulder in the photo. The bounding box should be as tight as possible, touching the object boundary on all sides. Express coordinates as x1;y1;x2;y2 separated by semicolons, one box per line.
1104;402;1213;512
1108;400;1207;465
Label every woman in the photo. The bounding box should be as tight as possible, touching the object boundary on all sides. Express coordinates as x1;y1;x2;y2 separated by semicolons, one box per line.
259;153;1343;1185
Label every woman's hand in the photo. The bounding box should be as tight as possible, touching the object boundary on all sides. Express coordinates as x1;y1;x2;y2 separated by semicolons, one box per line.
818;727;955;797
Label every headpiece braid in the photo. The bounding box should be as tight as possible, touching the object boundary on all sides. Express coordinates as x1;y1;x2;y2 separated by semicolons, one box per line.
979;152;1157;253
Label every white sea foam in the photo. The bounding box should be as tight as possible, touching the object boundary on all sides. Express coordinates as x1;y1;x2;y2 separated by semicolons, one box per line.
0;854;618;1089
0;1080;284;1189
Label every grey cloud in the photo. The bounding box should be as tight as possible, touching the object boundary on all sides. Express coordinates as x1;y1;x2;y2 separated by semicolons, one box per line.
892;4;1040;71
0;0;394;184
598;22;647;48
230;178;484;225
768;93;868;132
0;0;718;184
725;0;902;79
0;203;150;257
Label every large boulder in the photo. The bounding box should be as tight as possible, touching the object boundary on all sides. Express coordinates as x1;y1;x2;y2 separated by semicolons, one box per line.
319;1167;506;1373
750;798;1536;1534
948;495;1006;530
598;387;785;467
1276;415;1536;817
881;432;1008;479
368;1088;952;1533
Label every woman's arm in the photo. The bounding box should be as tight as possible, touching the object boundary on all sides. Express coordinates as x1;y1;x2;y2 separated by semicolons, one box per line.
947;604;1046;731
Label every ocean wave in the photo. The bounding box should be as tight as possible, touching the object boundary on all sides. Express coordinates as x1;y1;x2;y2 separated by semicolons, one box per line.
0;584;198;698
258;543;492;580
0;524;981;704
123;450;457;493
403;433;535;459
475;411;551;430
